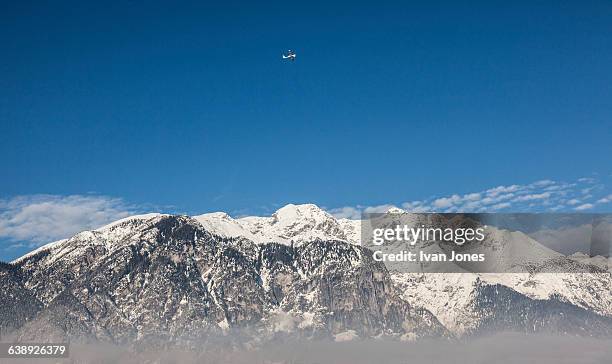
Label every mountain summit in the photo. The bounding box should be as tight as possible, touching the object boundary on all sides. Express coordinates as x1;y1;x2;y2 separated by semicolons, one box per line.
195;203;357;245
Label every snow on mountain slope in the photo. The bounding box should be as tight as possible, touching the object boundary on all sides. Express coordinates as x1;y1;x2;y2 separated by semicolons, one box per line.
567;252;612;271
392;272;612;335
11;213;167;265
195;204;357;245
338;218;361;243
391;273;481;334
193;212;260;242
474;227;562;272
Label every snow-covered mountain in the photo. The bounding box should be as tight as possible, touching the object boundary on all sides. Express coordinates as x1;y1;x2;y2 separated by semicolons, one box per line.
2;212;446;346
198;205;612;334
1;204;611;347
194;204;357;245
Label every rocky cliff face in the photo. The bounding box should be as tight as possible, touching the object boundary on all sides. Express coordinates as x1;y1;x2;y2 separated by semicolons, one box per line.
2;215;445;346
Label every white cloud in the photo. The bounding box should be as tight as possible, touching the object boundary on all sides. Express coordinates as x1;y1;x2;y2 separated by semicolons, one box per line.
329;177;610;217
432;194;462;208
574;203;594;211
596;194;612;204
478;193;515;206
512;192;551;202
531;179;555;187
363;204;399;214
464;193;481;201
328;206;362;220
400;202;431;213
486;185;521;197
0;195;136;246
582;186;596;195
578;177;596;183
491;202;511;210
400;201;424;209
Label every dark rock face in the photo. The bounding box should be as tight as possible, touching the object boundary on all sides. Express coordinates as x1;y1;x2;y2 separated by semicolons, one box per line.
0;216;446;345
286;241;445;337
471;283;612;337
0;263;43;337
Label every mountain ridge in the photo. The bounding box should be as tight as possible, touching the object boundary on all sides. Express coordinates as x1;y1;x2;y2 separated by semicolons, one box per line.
2;204;611;345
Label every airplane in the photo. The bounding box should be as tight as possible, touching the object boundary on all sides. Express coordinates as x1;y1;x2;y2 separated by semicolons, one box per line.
282;50;296;61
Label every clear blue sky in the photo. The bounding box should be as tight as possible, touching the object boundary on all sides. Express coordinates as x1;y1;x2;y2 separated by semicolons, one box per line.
2;0;611;219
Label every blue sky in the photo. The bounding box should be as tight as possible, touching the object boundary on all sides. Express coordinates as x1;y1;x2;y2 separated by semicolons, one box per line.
1;1;612;260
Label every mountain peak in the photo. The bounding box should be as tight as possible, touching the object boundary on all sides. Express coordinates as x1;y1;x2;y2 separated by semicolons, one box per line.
272;203;331;222
192;203;357;245
385;206;406;214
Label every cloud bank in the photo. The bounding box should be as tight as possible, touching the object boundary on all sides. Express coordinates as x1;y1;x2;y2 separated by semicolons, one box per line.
330;177;611;219
0;195;135;247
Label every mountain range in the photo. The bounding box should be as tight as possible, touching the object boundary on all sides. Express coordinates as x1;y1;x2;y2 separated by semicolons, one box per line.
1;204;610;347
